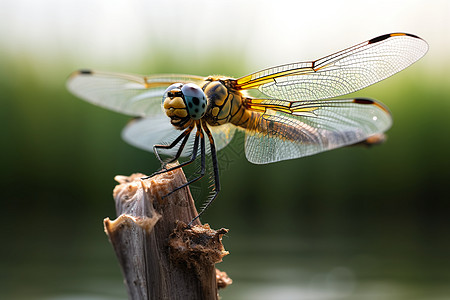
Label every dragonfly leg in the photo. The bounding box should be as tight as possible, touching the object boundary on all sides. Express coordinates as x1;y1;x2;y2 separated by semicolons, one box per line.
143;122;201;180
188;121;221;227
152;123;195;168
163;127;206;198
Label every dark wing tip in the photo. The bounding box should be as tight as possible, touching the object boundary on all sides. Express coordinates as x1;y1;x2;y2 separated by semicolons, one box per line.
353;98;375;105
67;69;94;81
369;33;391;44
79;69;93;75
368;32;423;44
353;98;391;115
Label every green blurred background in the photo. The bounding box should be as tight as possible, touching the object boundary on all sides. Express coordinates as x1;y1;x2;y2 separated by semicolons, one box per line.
1;0;449;299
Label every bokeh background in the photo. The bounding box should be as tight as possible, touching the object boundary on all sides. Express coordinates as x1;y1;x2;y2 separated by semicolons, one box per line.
1;0;449;299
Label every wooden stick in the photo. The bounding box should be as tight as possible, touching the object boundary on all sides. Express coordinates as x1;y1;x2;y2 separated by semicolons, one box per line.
103;167;231;300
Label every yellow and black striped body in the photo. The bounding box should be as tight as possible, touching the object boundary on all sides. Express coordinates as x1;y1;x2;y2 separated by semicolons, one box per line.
202;77;256;129
202;77;306;143
201;77;392;146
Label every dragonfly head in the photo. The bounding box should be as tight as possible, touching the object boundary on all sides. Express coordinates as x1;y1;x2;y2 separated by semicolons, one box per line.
162;83;207;127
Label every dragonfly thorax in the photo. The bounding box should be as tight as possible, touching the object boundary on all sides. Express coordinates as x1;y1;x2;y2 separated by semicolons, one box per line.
162;83;207;129
203;79;250;127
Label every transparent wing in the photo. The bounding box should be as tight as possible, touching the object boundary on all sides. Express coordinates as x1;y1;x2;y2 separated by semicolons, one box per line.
67;70;205;117
235;33;428;100
122;116;236;157
122;115;189;156
244;98;392;164
209;123;237;152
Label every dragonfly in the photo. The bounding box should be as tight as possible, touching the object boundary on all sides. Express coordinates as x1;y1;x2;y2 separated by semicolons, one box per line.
67;32;428;224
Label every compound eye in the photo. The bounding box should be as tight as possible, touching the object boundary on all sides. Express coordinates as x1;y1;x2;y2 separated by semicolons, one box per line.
181;83;207;120
162;83;183;103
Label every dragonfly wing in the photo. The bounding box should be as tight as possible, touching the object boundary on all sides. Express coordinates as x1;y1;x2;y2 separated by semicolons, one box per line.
121;115;196;157
209;123;237;151
67;70;205;117
244;98;392;164
236;33;428;100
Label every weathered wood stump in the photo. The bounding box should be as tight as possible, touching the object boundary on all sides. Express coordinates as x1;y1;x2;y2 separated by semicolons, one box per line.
103;167;231;300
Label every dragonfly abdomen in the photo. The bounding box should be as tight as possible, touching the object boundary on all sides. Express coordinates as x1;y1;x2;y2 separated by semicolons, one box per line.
243;110;322;145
